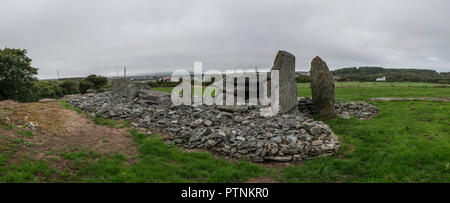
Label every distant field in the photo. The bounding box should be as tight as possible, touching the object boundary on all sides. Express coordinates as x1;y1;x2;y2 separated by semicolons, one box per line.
282;100;450;182
154;82;450;102
299;87;450;102
298;82;449;88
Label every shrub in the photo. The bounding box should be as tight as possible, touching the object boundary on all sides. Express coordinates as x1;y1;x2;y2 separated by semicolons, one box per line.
337;77;348;82
297;75;310;83
60;80;79;95
84;75;108;90
0;48;38;102
32;81;63;99
79;80;94;94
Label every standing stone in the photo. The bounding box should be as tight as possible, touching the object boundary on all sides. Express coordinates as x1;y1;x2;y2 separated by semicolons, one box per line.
271;50;298;114
125;84;139;100
113;79;152;101
112;79;136;100
112;78;131;97
310;56;335;119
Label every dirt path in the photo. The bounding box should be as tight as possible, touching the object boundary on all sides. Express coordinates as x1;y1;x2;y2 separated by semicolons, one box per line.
367;97;449;102
0;100;138;168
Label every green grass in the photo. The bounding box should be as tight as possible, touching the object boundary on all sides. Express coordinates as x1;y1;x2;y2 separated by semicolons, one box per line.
298;81;449;88
0;122;267;182
299;86;450;102
153;87;215;97
35;129;267;183
153;87;174;94
0;124;14;131
58;100;84;114
155;82;450;102
1;160;55;182
281;100;450;182
0;133;55;182
70;129;268;183
19;130;35;137
92;117;120;128
59;100;131;128
1;84;448;182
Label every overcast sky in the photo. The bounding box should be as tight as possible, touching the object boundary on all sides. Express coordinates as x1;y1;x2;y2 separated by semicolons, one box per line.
1;0;449;79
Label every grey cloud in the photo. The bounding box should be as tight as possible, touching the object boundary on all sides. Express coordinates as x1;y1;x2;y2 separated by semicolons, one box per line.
1;0;449;79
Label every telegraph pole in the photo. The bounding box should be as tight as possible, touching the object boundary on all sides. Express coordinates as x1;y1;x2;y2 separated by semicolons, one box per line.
57;69;60;80
124;66;127;78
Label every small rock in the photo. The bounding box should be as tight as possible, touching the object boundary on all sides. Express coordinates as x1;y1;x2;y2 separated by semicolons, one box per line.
235;136;246;142
266;156;293;162
270;136;283;143
310;126;322;136
191;119;203;127
311;140;323;146
204;120;212;126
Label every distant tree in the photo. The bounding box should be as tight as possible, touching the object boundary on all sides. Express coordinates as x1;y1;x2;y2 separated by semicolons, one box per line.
297;75;310;83
84;75;108;89
60;80;79;95
0;48;38;102
33;81;62;99
79;80;93;94
336;76;348;82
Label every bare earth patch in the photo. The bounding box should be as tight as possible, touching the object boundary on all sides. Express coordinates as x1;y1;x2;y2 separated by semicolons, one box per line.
0;100;138;169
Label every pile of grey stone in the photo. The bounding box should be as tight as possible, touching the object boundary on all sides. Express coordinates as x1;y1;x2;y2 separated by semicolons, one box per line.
298;97;378;120
63;51;376;163
64;90;339;162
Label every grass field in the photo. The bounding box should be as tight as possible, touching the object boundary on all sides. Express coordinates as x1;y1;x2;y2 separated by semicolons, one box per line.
0;82;449;182
53;129;268;183
156;82;450;102
282;100;449;182
298;82;449;88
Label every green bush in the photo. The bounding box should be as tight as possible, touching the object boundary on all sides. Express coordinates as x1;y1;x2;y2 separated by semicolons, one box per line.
60;80;79;95
297;75;310;83
77;75;108;94
32;81;63;99
79;80;94;94
84;75;108;90
0;48;38;102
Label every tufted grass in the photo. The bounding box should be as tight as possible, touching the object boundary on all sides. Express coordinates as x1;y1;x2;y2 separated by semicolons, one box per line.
0;84;449;182
281;100;450;182
298;86;450;102
44;129;267;183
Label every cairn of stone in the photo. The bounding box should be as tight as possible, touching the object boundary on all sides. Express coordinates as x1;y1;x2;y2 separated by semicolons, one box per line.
62;53;379;163
64;90;341;162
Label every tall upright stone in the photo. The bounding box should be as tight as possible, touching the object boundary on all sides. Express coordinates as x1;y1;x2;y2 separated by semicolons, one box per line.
112;78;131;97
112;79;151;100
310;56;335;119
271;50;297;114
